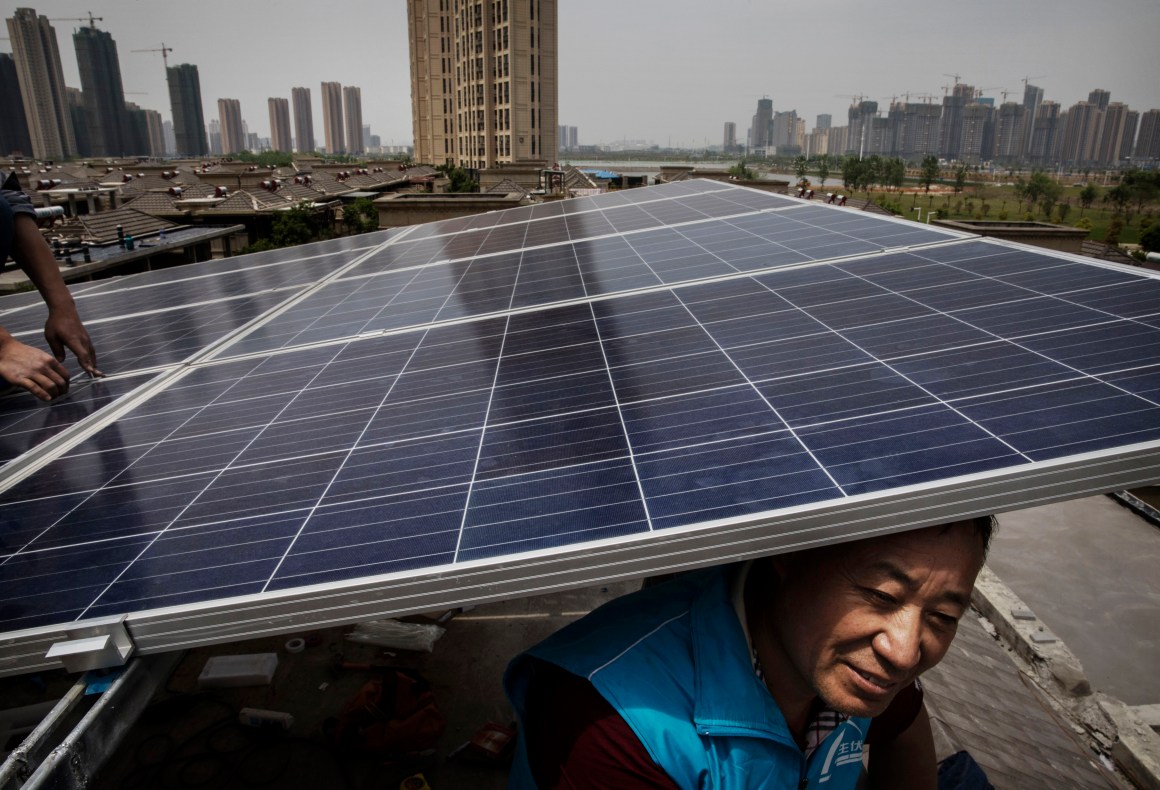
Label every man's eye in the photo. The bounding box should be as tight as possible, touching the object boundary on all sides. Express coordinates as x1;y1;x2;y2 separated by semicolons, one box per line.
863;588;896;606
929;611;960;628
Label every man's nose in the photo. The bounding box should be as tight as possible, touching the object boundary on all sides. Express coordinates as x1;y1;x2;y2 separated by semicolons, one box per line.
872;609;923;673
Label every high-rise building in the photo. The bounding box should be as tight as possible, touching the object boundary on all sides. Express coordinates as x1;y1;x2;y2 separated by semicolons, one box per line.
0;53;33;156
567;125;577;152
218;98;245;154
723;121;736;152
123;101;150;156
162;120;175;156
1060;101;1103;167
73;23;130;156
894;102;941;159
816;114;832;130
1136;109;1160;162
66;87;90;157
1095;102;1130;165
207;118;222;155
144;108;165;157
7;8;76;159
1088;89;1111;112
1028;101;1062;164
268;97;292;153
847;100;878;156
407;0;558;169
994;103;1027;162
291;87;314;153
321;81;344;154
938;83;974;160
1022;83;1044;153
749;97;773;152
1120;110;1139;162
772;110;798;151
167;63;208;156
343;85;363;155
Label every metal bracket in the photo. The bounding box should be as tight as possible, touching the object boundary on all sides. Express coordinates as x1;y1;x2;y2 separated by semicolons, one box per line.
45;616;134;673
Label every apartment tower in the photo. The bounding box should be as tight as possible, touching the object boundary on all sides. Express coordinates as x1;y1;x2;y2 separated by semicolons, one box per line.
73;23;131;156
268;97;292;153
407;0;558;169
291;87;314;153
218;98;245;154
167;63;208;156
320;81;344;154
6;8;76;159
343;85;364;155
0;53;33;156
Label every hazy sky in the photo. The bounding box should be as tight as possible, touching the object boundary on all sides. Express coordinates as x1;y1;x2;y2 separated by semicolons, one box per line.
16;0;1160;150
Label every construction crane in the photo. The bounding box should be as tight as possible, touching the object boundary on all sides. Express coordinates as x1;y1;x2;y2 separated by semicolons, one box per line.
833;93;866;106
974;86;1002;100
132;43;173;69
1020;74;1047;88
50;12;102;28
942;72;963;85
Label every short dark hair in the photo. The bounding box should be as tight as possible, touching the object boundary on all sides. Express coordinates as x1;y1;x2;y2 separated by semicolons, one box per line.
941;515;996;558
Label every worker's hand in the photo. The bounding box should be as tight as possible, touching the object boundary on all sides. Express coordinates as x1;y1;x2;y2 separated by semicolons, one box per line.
0;333;71;401
44;307;102;378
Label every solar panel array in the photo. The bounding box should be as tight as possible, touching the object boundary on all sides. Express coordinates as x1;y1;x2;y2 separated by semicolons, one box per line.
3;180;1159;675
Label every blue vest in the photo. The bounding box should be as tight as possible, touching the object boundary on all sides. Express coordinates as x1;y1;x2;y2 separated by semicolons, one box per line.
505;567;870;789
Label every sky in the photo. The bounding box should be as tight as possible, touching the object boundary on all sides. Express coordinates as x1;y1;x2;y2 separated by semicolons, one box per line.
14;0;1160;150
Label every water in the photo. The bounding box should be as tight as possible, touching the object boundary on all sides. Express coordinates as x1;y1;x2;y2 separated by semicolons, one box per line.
564;159;798;183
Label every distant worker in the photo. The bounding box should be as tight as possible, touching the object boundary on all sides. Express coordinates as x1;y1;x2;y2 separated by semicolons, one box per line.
507;517;995;789
0;170;101;401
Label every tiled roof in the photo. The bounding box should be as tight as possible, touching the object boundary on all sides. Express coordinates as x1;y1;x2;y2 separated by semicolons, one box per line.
75;207;179;244
486;178;529;197
118;175;177;194
1082;239;1138;266
121;192;186;217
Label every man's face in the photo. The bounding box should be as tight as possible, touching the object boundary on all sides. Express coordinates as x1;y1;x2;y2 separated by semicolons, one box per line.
763;522;985;719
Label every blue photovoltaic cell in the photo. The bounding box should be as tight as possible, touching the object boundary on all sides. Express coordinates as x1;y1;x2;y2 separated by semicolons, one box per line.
0;374;154;464
2;180;1160;652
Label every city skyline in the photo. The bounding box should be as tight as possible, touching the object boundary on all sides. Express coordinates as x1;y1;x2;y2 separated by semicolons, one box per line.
5;0;1160;152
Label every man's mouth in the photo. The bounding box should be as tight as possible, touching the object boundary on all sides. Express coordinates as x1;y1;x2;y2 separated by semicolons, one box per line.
848;665;896;692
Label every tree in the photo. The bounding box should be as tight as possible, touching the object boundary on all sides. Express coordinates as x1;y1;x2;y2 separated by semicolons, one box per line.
793;156;809;182
952;164;968;195
1141;224;1160;254
1105;217;1124;246
841;155;862;190
728;159;756;180
815;154;831;187
1121;169;1160;216
1038;179;1063;220
1105;183;1131;215
437;164;479;193
345;197;379;234
920;155;939;193
1079;184;1099;215
271;202;324;247
885;157;906;190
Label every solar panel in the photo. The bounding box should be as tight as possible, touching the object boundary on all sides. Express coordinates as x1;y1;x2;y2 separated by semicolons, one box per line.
2;180;1159;675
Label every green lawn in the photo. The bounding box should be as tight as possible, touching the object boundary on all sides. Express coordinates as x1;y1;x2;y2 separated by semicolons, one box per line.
847;180;1156;245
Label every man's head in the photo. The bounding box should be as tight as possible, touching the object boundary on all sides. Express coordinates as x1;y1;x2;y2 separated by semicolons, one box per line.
750;518;991;721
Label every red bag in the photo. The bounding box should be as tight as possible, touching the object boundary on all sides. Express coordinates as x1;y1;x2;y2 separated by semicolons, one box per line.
327;669;446;755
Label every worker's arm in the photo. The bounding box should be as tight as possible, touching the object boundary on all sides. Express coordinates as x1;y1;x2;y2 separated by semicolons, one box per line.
10;213;101;378
866;701;938;790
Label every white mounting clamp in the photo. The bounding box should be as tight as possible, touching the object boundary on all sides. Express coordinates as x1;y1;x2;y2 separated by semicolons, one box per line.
45;616;135;673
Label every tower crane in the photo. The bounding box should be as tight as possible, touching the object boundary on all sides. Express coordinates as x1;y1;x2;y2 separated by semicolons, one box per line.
1020;74;1047;88
942;72;963;85
50;12;102;28
132;43;173;69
